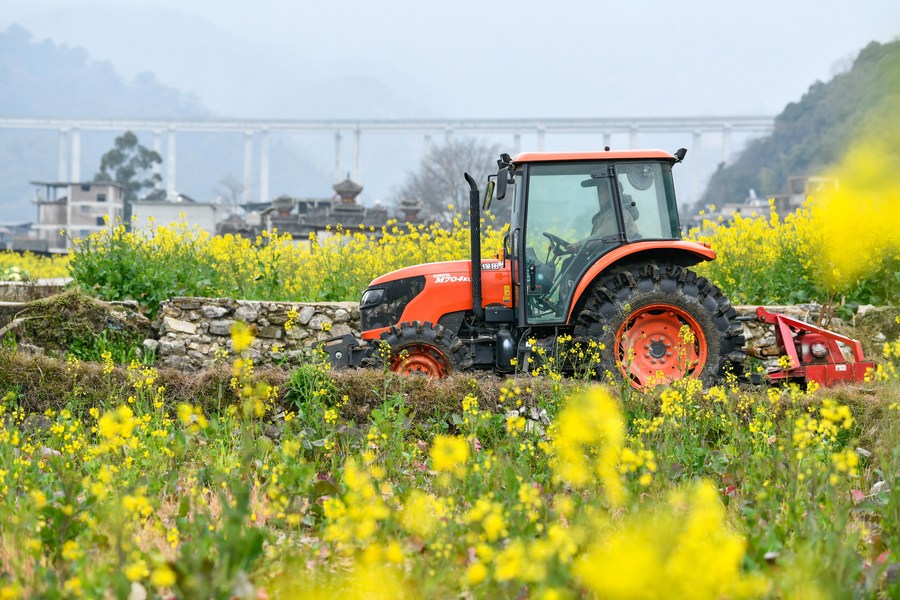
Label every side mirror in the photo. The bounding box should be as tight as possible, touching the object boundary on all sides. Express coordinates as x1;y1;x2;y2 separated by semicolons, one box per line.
496;168;507;202
496;153;512;201
483;178;495;211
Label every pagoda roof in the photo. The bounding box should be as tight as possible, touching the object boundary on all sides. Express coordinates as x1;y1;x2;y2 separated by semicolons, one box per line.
333;177;363;195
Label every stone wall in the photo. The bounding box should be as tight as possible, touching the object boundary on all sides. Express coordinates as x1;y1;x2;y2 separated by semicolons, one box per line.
0;303;23;329
150;297;359;370
0;279;70;302
735;304;825;349
735;304;837;370
151;297;846;371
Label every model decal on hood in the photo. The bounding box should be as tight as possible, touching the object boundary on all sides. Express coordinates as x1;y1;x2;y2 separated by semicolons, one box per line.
432;274;471;284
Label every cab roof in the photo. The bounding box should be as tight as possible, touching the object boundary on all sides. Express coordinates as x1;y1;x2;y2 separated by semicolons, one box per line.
512;149;675;164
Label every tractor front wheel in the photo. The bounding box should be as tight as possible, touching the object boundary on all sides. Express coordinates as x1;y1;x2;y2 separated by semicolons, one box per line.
574;262;744;388
363;321;472;377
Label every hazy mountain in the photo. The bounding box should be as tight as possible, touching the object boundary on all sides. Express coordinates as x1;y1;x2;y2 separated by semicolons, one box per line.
702;40;900;205
0;25;335;223
0;6;432;119
0;24;205;119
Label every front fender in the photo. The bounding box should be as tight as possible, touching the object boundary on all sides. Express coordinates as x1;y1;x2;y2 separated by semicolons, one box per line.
566;241;716;321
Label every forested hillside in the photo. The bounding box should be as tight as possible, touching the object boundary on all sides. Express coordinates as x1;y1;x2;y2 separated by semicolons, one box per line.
702;39;900;204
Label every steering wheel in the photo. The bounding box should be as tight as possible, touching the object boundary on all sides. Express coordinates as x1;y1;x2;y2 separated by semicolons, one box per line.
543;231;574;256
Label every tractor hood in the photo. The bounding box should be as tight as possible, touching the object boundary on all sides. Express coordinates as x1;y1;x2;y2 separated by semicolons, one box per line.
360;258;512;339
368;259;506;287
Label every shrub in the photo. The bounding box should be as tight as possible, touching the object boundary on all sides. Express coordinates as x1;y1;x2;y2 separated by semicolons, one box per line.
68;217;507;316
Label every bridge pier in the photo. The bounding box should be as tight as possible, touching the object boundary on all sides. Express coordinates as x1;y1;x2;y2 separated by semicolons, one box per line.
629;125;639;149
70;127;81;182
259;129;270;204
243;131;254;203
692;129;703;204
152;130;163;191
57;128;69;181
166;128;177;200
334;131;343;181
722;124;733;166
332;128;364;183
354;127;362;182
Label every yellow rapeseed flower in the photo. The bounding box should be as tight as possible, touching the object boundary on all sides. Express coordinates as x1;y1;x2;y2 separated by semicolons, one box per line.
151;565;176;587
430;435;469;476
231;321;254;352
575;480;767;598
550;386;626;505
465;562;488;586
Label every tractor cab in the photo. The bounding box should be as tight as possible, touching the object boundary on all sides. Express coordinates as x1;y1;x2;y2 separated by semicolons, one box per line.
493;150;684;326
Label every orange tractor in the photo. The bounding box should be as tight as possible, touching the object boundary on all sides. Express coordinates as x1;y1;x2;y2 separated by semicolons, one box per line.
319;148;873;388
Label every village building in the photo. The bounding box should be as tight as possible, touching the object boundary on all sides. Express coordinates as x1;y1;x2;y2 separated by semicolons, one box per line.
131;193;226;234
28;181;125;252
229;177;390;242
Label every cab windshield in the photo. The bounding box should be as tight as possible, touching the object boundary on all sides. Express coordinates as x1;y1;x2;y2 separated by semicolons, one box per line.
522;160;680;323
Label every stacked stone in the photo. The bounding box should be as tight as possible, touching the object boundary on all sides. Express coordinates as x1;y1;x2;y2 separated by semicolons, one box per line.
734;304;831;346
149;297;360;370
147;298;843;372
0;279;71;302
733;304;851;369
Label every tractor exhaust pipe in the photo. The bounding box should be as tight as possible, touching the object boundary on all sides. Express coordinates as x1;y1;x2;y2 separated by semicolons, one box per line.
464;172;484;321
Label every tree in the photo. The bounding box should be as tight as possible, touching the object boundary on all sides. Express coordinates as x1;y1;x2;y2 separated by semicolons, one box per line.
94;131;165;212
394;137;501;223
213;175;244;213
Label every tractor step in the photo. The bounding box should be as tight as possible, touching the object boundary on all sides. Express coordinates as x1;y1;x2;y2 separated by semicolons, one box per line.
312;334;367;369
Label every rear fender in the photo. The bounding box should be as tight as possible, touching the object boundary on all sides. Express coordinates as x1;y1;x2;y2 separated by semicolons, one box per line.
566;241;716;321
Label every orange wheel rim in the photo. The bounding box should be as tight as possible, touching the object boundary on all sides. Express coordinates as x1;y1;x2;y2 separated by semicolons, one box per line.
614;303;707;388
390;344;451;377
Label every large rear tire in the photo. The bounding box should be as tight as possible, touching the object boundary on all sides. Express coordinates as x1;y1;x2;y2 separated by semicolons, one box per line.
363;321;473;377
573;262;744;388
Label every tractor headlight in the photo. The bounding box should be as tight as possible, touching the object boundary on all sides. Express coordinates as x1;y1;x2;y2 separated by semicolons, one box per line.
360;276;425;332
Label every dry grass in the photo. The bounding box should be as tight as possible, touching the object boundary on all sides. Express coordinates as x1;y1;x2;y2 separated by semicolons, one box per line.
3;316;896;444
0;349;579;423
329;368;569;421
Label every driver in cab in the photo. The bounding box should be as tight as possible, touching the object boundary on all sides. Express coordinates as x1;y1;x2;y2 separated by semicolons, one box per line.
565;180;639;254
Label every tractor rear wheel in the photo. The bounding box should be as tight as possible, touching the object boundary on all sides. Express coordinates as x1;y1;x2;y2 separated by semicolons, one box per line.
363;321;472;377
574;262;744;388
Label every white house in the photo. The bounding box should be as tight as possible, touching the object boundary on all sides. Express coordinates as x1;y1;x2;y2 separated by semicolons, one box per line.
30;181;125;252
131;194;226;234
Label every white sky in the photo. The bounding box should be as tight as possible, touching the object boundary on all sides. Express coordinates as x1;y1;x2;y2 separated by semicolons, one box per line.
3;0;899;118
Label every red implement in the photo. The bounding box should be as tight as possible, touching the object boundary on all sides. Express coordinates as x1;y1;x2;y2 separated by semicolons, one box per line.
754;307;875;386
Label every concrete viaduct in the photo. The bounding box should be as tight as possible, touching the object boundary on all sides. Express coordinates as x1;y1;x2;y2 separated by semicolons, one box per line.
0;116;774;203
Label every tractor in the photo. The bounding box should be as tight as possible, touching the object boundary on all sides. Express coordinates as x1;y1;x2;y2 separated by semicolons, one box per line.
318;148;873;389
